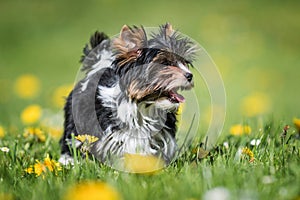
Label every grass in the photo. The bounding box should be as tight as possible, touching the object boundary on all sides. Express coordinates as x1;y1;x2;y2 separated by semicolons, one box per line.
1;0;300;199
0;119;300;200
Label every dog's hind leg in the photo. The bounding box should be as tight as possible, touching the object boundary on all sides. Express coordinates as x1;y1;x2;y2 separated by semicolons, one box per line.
59;90;78;165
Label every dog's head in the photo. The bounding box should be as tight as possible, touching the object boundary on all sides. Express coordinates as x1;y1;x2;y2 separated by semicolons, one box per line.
113;23;197;110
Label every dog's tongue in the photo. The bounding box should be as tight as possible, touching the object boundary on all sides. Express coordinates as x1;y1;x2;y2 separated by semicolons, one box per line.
169;91;185;103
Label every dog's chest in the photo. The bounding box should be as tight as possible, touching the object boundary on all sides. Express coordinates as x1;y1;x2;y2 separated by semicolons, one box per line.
97;83;168;135
93;83;177;160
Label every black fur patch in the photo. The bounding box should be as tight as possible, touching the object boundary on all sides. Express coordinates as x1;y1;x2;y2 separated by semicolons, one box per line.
60;24;196;164
95;68;121;133
80;31;109;63
59;90;78;154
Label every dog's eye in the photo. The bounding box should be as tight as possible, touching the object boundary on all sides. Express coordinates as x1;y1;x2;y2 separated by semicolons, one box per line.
186;61;194;68
162;60;174;66
136;49;142;56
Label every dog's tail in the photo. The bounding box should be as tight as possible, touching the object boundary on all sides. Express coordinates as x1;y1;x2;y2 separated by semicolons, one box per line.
80;31;113;73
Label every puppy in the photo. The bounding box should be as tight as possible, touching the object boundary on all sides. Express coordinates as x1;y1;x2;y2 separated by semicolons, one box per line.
59;23;197;167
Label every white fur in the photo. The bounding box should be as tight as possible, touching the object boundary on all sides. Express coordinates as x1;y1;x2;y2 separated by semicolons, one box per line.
87;50;114;78
155;99;179;111
58;154;74;165
117;100;138;126
97;84;120;108
93;128;176;163
92;85;177;163
178;62;191;74
80;79;89;92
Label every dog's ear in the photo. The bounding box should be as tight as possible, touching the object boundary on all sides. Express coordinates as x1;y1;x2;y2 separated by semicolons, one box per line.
113;25;147;60
164;23;174;37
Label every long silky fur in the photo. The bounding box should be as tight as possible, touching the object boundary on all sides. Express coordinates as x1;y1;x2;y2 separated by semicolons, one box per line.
59;23;197;166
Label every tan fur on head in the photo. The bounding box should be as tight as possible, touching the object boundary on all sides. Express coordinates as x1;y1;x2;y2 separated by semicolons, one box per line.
114;23;195;102
113;25;147;65
165;23;174;37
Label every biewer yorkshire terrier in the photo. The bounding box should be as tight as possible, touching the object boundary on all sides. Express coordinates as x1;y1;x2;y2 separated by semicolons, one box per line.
59;23;197;167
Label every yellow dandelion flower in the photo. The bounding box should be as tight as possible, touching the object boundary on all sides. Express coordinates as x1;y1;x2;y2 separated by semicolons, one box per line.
0;126;5;138
230;124;251;136
25;166;34;174
242;147;255;162
44;154;54;172
23;127;33;138
21;105;42;125
43;154;62;173
51;159;62;172
35;128;46;142
52;84;73;108
176;103;184;127
240;92;271;117
75;134;99;144
23;127;46;142
177;103;184;115
14;74;40;99
63;181;121;200
34;161;47;177
124;153;165;174
294;118;300;132
25;155;62;177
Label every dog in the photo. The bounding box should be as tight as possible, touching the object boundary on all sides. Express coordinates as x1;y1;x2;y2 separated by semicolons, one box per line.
59;23;197;167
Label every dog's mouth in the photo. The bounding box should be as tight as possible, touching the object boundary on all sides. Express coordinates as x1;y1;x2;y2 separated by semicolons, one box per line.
168;90;185;103
165;83;194;103
140;87;189;104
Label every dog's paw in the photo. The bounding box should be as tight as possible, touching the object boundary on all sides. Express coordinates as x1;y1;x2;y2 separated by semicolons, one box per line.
58;154;74;166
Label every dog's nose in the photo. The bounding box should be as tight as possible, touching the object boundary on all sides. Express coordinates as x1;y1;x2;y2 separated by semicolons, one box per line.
185;73;193;82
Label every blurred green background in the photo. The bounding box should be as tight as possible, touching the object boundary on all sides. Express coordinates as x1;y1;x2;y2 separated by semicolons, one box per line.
0;0;299;129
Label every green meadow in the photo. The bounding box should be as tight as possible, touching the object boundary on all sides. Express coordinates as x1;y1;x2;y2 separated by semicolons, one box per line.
0;0;300;200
